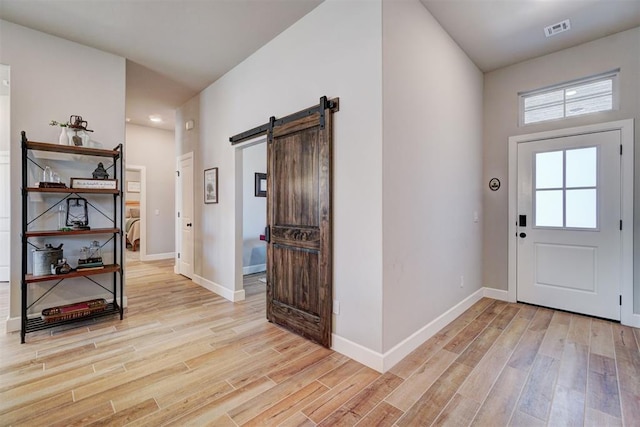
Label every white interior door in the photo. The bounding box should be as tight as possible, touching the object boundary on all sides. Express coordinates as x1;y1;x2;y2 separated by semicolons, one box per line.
177;153;194;279
517;130;621;320
0;151;9;282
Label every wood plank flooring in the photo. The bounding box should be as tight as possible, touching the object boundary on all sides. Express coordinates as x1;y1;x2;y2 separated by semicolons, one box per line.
1;259;639;426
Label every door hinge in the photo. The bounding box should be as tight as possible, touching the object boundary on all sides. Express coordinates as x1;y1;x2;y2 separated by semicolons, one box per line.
176;170;180;177
620;220;623;230
178;253;180;259
620;295;622;306
178;212;181;218
620;144;623;155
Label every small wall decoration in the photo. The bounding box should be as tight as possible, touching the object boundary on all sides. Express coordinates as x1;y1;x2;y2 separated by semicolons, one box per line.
127;181;141;193
255;173;267;197
489;178;501;191
204;167;218;204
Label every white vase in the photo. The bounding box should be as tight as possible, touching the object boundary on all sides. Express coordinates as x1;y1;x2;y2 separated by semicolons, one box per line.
58;127;69;145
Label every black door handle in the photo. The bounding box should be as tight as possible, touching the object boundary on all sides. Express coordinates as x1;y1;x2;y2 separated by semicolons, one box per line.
264;225;271;243
186;223;192;227
519;232;526;238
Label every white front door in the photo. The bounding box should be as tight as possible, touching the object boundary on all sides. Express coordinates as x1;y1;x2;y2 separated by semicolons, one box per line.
517;130;621;320
0;151;9;282
177;153;194;279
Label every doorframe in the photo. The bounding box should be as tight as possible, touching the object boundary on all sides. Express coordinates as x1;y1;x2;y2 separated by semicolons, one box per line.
0;151;9;283
175;152;194;277
508;119;636;327
125;165;147;260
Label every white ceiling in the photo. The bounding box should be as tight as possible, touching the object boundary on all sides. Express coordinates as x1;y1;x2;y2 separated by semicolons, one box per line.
1;0;638;131
0;0;323;130
420;0;640;73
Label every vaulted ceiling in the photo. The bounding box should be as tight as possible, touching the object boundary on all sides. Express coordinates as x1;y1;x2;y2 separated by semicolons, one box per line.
1;0;638;131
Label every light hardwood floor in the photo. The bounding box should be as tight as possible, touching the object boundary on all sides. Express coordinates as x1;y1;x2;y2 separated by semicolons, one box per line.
1;259;639;426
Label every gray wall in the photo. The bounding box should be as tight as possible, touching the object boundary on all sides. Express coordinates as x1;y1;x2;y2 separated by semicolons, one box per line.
382;0;484;351
125;123;175;256
177;0;385;352
483;27;640;312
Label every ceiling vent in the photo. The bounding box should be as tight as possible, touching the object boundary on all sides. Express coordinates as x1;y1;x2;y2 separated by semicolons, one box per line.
545;19;571;37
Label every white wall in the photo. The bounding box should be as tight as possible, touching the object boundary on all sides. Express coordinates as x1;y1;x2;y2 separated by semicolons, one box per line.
126;123;175;256
178;0;384;352
0;20;125;323
382;0;484;352
0;64;9;151
125;169;141;202
483;27;640;312
242;142;266;273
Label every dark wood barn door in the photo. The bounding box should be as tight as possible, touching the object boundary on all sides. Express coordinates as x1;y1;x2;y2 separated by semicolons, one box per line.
266;100;335;347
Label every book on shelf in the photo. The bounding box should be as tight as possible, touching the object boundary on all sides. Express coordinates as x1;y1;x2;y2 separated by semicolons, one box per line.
76;263;105;271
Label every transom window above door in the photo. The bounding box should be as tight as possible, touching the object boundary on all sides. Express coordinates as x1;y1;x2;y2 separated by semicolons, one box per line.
534;146;598;229
519;70;619;126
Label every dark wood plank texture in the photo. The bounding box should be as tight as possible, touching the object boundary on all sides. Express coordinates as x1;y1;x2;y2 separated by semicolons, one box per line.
267;102;333;347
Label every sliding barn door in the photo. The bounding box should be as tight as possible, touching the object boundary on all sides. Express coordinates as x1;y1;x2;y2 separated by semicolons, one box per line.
266;102;334;347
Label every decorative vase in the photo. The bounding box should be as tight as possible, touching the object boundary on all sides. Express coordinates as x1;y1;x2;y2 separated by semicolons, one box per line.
79;130;91;146
58;127;69;145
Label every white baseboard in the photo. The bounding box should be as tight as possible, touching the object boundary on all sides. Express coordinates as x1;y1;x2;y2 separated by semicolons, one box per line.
332;288;485;373
625;312;640;328
6;316;20;333
141;252;175;262
332;334;384;372
193;274;245;302
483;287;510;302
4;296;129;333
380;288;485;372
243;264;266;275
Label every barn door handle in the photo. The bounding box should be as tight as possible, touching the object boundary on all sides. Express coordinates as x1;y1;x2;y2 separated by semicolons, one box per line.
519;232;527;238
264;225;271;243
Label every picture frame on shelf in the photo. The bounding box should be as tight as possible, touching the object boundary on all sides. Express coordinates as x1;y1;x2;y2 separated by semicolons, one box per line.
70;178;117;190
255;173;267;197
204;167;218;204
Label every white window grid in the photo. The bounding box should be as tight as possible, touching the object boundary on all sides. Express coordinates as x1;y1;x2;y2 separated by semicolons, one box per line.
519;70;619;126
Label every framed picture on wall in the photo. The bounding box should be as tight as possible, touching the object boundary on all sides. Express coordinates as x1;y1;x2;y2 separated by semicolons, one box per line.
255;173;267;197
204;167;218;204
127;181;141;193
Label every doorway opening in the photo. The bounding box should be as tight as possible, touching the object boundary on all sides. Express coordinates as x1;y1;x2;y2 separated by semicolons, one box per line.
125;165;146;263
234;137;267;297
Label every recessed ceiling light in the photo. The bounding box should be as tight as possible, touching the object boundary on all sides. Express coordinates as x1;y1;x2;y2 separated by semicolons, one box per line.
149;116;162;123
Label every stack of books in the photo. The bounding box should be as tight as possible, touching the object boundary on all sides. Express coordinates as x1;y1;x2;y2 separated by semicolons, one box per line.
77;257;104;271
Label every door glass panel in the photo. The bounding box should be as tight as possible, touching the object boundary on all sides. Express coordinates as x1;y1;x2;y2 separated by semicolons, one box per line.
536;190;563;227
566;189;597;228
566;147;597;187
536;151;563;189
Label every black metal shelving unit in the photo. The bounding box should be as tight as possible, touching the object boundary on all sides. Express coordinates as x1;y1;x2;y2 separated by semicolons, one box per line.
20;131;124;343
